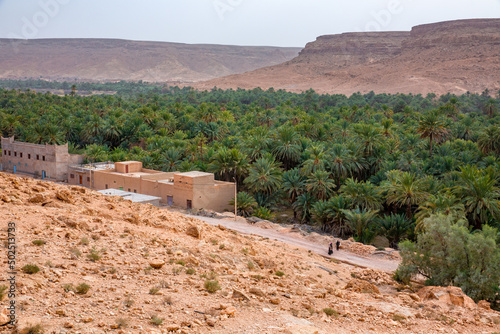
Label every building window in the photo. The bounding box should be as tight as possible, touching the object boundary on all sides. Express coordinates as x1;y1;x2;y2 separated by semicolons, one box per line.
36;155;39;160
105;184;108;189
134;189;137;193
128;188;131;192
25;163;27;167
8;151;11;156
14;152;17;157
28;154;31;159
20;153;23;158
87;177;90;182
42;156;45;161
70;174;75;179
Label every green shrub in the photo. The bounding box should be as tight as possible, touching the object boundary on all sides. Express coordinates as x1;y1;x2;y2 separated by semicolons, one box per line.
80;237;89;245
87;247;101;262
186;268;196;275
204;280;221;293
254;206;272;220
32;240;45;246
150;315;163;326
69;247;81;258
396;215;500;303
76;283;90;295
323;308;338;316
149;287;160;295
22;264;40;275
275;270;285;277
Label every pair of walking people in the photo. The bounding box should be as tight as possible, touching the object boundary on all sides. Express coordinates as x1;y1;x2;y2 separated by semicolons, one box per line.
328;240;340;255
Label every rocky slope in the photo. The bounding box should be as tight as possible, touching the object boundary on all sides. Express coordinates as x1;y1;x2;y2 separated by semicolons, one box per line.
0;39;300;83
195;19;500;95
0;172;499;333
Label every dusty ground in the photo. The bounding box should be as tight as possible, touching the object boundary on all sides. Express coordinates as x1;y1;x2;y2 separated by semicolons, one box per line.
0;172;499;334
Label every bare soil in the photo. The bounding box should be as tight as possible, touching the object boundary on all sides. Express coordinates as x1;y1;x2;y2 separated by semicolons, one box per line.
0;172;498;334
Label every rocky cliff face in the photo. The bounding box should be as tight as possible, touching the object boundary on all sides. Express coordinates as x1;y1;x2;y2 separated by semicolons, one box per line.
404;19;500;50
293;32;409;68
196;19;500;95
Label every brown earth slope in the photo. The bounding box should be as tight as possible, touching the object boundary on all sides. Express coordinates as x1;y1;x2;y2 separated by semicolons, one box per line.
0;38;300;83
0;172;499;333
195;19;500;95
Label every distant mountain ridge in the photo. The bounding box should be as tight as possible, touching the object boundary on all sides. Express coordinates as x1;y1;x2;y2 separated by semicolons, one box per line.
195;19;500;95
0;38;300;83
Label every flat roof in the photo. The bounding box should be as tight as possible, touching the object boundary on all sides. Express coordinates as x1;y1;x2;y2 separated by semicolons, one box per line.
178;171;213;177
98;189;161;203
69;162;115;172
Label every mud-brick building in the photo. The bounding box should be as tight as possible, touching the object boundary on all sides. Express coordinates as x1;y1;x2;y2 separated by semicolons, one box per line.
72;161;235;212
1;136;83;181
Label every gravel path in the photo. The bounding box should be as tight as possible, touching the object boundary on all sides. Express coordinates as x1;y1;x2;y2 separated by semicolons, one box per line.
185;214;399;273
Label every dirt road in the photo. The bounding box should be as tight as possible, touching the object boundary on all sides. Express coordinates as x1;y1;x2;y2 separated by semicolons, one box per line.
186;214;399;273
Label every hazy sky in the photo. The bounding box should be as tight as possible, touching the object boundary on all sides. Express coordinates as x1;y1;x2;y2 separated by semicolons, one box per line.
0;0;499;47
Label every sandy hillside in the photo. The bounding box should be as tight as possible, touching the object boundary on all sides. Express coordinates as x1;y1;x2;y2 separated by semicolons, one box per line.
0;39;300;83
195;19;500;96
0;172;499;334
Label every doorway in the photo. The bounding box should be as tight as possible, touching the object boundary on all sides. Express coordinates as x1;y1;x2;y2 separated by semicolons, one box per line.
167;196;173;206
79;175;83;185
186;200;192;210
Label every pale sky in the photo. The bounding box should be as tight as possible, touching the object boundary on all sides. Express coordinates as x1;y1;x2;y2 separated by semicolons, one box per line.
0;0;499;47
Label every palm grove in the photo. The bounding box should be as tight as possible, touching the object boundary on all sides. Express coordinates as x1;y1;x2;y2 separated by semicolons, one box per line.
0;82;499;304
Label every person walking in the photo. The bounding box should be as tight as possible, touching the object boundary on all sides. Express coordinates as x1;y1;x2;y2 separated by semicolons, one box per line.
336;240;340;251
328;243;333;255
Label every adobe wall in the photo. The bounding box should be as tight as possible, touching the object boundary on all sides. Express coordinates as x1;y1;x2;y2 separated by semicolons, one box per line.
93;170;142;192
1;137;82;181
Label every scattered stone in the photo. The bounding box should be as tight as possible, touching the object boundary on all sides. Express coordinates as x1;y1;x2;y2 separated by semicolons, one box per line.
149;260;165;269
344;279;380;294
206;318;216;327
28;193;47;204
284;325;324;334
477;300;491;310
249;287;266;297
232;290;250;301
166;324;180;332
0;307;9;326
186;224;202;239
56;189;73;203
417;286;476;309
63;322;74;328
270;298;280;305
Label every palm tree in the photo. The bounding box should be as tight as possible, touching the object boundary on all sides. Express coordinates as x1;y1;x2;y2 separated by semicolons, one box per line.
353;124;385;157
415;193;465;232
416;111;449;156
301;144;327;175
327;144;364;188
85;144;109;163
452;165;500;230
293;193;315;223
209;147;249;183
162;148;183;172
272;127;301;169
381;170;429;218
306;170;335;201
282;169;305;218
377;214;413;249
229;192;257;217
244;155;282;195
342;208;379;244
477;125;500;155
325;195;351;237
340;178;382;211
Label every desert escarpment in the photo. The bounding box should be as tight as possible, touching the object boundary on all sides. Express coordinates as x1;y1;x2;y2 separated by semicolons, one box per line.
195;19;500;95
0;38;300;83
